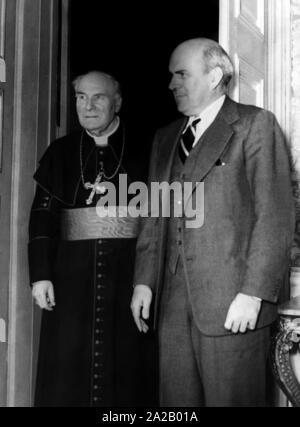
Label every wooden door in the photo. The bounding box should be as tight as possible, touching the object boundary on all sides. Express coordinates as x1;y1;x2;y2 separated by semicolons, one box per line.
219;0;268;107
0;0;15;407
0;0;63;407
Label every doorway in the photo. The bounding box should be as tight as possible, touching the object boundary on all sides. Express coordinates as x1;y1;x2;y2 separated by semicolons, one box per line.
1;0;292;407
69;2;219;146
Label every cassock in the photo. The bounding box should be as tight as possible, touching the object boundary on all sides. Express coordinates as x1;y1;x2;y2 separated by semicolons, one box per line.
28;122;156;407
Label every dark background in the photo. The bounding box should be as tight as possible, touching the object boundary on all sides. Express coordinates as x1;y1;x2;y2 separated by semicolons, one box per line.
67;2;219;402
69;1;219;149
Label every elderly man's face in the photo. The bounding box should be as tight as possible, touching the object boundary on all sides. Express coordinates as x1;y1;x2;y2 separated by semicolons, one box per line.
168;46;214;116
75;73;121;136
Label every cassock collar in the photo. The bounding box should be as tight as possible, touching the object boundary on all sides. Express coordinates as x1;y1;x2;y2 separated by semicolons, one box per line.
86;116;120;146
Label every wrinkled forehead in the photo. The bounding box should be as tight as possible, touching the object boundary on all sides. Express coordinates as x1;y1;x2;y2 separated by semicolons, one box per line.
76;73;116;96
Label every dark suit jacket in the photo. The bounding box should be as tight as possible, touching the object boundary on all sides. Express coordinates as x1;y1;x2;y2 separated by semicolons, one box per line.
134;97;295;336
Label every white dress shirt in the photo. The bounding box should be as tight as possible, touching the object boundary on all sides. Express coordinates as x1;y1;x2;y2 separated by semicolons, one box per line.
184;95;226;149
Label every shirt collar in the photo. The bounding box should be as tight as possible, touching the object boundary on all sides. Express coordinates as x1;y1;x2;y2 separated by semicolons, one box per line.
185;95;226;130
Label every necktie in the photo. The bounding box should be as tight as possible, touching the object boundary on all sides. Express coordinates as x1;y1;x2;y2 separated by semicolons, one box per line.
178;118;201;163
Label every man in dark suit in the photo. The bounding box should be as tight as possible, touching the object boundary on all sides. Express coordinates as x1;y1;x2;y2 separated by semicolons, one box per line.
131;38;295;407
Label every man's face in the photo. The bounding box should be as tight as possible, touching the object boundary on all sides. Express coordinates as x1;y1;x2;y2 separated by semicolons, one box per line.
168;46;213;116
75;73;122;136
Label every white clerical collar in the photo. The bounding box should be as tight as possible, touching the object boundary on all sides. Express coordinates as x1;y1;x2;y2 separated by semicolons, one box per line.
86;116;120;146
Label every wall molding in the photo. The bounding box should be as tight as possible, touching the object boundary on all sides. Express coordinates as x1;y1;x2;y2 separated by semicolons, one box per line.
291;0;300;173
7;0;58;407
267;0;291;137
289;0;300;289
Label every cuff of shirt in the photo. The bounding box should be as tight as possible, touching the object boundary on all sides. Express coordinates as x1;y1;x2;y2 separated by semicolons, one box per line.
240;293;262;302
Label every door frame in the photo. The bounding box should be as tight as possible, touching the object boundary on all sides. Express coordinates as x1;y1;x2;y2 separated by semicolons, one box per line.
3;0;295;407
219;0;291;137
219;0;294;407
6;0;61;407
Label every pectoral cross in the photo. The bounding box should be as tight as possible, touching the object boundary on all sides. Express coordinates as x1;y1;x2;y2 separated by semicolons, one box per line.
84;173;107;205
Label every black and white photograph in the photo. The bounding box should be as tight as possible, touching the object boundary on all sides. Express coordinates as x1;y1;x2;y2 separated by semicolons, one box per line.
0;0;300;413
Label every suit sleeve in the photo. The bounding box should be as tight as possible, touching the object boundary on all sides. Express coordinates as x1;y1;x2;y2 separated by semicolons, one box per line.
28;184;61;284
241;110;295;302
133;132;161;290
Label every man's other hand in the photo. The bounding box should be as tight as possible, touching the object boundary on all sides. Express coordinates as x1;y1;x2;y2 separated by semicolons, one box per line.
224;292;262;333
32;280;56;311
131;284;152;333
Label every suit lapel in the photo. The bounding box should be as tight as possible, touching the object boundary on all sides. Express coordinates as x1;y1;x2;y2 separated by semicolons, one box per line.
185;113;233;179
184;97;239;204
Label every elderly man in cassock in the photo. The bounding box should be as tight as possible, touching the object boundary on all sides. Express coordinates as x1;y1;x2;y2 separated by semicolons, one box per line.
28;70;155;407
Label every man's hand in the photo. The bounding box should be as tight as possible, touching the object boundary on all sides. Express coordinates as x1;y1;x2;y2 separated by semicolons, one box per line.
224;293;262;333
32;280;56;311
131;284;152;333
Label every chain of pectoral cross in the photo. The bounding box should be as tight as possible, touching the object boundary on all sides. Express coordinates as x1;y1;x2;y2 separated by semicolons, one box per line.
79;128;125;205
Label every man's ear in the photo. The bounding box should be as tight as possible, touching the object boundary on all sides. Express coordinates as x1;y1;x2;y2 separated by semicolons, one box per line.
210;66;223;90
115;94;122;113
